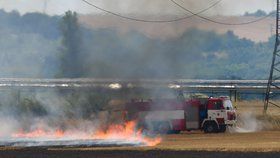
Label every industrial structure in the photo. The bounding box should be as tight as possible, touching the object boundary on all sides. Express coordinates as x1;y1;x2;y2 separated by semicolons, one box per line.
0;78;279;102
265;0;280;112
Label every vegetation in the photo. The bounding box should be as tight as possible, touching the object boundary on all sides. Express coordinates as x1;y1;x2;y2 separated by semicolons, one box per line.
244;9;276;17
0;9;275;79
58;11;84;78
244;9;267;17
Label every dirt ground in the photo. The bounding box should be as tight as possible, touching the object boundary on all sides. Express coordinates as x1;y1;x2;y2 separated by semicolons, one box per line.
0;131;279;158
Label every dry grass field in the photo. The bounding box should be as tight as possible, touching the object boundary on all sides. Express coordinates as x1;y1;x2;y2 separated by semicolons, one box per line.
235;100;280;130
0;101;278;158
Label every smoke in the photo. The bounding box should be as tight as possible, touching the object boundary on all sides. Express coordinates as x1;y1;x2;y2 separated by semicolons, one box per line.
0;90;161;147
0;0;275;16
229;112;263;133
90;0;275;16
96;0;223;16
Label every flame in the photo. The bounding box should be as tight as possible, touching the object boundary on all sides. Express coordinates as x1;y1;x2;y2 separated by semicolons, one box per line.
12;129;65;139
91;121;161;146
11;121;161;147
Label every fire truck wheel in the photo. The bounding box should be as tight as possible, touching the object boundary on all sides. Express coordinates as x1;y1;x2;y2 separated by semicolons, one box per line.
203;122;218;133
218;125;227;133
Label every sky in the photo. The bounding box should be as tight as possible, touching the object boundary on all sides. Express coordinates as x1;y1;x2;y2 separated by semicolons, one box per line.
0;0;275;16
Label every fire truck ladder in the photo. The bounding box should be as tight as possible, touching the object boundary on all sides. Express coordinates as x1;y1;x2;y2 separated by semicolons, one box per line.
264;0;280;113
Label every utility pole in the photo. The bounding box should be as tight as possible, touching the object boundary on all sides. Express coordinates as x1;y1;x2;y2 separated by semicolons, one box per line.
264;0;280;113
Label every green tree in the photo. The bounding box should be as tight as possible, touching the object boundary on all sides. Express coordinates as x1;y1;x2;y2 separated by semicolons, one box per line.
58;11;83;78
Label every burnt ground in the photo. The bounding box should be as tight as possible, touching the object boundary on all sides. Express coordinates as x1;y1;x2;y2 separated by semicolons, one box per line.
0;131;279;158
0;148;278;158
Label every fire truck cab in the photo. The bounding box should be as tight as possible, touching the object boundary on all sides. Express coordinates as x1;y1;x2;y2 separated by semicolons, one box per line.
125;95;236;133
189;96;237;133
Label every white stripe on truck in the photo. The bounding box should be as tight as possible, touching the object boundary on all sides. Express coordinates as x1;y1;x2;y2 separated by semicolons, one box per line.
139;110;185;121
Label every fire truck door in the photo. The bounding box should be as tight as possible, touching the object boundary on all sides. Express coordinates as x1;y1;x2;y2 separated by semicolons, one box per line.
185;105;199;129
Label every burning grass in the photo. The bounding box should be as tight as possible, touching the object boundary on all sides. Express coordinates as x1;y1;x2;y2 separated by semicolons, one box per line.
0;100;279;158
0;121;161;147
0;99;278;149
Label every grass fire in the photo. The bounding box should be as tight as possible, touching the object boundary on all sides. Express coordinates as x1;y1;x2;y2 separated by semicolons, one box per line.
0;0;280;158
0;120;161;147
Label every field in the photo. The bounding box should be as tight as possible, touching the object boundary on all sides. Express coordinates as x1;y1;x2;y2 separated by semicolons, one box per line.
0;131;279;158
235;100;280;130
0;101;279;158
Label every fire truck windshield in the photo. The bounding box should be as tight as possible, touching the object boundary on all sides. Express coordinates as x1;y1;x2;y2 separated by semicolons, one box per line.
223;100;233;110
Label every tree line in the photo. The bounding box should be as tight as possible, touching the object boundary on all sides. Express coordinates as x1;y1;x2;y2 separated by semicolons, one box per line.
0;9;274;79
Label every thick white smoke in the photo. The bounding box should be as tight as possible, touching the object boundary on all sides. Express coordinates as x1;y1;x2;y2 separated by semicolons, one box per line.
229;112;263;133
0;90;161;147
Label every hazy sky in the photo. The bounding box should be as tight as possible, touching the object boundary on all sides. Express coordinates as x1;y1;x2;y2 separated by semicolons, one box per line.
0;0;275;16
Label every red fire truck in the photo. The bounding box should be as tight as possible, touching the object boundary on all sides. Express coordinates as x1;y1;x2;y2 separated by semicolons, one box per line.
124;95;237;133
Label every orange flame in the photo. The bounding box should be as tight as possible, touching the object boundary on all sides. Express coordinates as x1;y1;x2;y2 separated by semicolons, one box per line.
92;121;161;146
11;121;161;146
12;129;65;139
